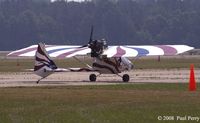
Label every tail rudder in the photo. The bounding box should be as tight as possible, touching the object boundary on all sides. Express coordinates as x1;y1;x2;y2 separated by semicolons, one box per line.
34;43;57;78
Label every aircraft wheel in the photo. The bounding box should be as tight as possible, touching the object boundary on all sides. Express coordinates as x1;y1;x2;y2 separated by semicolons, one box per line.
89;74;96;82
122;74;129;82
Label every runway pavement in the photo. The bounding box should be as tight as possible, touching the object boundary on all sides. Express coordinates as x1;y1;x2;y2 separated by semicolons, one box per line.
0;68;199;87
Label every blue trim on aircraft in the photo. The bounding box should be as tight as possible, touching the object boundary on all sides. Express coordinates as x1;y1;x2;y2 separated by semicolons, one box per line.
126;47;149;56
47;47;74;54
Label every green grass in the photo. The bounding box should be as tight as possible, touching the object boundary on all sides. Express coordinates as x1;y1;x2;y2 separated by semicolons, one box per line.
0;56;200;122
0;56;200;72
134;57;200;69
0;84;199;123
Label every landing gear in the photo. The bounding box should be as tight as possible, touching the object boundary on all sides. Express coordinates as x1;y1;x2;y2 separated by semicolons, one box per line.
89;74;96;82
36;77;45;84
122;74;129;82
89;73;129;82
36;78;43;84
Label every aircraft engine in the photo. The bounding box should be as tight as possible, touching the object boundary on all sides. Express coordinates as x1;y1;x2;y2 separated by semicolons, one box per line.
89;39;108;57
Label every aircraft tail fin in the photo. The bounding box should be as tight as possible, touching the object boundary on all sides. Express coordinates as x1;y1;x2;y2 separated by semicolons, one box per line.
34;42;57;78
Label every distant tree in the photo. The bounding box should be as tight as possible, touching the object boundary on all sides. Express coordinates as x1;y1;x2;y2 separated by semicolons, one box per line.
0;0;199;50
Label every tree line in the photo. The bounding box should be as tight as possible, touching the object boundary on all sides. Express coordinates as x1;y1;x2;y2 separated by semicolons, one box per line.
0;0;200;50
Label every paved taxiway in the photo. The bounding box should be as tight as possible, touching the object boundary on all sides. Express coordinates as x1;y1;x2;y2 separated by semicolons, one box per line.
0;68;199;87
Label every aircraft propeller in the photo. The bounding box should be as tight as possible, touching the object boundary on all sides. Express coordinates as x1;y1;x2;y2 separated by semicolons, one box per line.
80;26;108;57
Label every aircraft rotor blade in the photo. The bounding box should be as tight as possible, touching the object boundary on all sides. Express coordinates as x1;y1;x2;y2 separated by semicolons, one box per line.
80;44;88;48
79;26;94;48
88;25;93;44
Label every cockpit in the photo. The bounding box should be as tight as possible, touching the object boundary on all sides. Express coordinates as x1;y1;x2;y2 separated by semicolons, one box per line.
120;57;134;71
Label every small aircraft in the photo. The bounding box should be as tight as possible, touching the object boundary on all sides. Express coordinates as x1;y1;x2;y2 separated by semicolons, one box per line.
8;27;194;83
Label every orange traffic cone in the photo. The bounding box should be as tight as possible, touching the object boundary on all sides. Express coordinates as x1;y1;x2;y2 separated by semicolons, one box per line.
189;64;196;91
